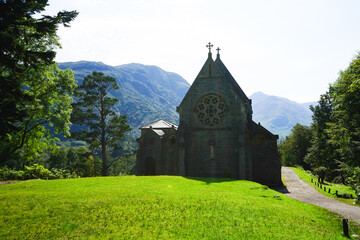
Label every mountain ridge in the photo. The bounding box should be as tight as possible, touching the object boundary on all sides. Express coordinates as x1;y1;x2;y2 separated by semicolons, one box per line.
59;61;316;140
250;91;316;139
59;61;190;136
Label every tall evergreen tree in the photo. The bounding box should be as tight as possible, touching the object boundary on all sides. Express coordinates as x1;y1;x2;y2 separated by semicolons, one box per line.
71;72;131;176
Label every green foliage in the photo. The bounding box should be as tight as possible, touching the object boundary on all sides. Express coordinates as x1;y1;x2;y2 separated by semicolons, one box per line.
305;52;360;197
108;153;136;176
0;0;78;137
0;164;77;181
71;72;131;176
347;167;360;203
313;166;327;184
328;53;360;166
0;65;77;167
23;164;53;179
0;167;24;180
48;146;99;177
278;124;312;168
1;176;358;239
0;0;78;167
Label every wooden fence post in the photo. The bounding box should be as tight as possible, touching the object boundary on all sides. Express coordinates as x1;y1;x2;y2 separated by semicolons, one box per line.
342;219;350;238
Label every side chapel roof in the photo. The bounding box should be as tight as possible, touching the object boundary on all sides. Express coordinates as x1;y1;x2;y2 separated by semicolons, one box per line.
140;119;178;130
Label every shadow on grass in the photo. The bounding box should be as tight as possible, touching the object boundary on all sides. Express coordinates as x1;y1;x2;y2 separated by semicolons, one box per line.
183;176;238;185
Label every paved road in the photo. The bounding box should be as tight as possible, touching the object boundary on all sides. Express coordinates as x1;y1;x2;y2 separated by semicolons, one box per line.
279;167;360;224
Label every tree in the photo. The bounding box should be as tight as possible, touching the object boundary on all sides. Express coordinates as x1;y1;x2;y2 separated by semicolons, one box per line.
0;0;78;166
278;124;312;168
327;53;360;167
305;52;360;194
327;52;360;194
0;65;77;167
305;92;336;183
71;72;131;176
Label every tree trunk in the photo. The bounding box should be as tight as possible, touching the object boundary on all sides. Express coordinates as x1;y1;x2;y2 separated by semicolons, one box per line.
101;132;107;176
100;94;107;176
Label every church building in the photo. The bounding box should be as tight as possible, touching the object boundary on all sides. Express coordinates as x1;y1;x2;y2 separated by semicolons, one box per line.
135;43;281;186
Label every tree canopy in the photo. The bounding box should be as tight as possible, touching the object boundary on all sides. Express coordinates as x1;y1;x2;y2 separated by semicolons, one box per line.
0;0;78;166
281;52;360;201
0;0;78;138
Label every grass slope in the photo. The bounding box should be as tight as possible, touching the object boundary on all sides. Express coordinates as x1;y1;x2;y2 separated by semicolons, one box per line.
0;176;357;239
290;167;358;206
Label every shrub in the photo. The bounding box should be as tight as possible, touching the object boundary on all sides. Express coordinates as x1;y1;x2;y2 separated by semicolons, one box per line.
0;167;24;181
50;168;78;179
24;164;53;180
0;165;78;181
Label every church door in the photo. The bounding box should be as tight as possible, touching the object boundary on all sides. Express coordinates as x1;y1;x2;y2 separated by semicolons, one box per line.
145;157;156;175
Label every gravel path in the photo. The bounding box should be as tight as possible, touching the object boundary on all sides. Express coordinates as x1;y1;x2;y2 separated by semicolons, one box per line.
279;167;360;224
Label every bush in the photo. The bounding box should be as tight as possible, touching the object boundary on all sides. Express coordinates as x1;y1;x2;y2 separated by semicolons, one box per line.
0;167;24;181
0;164;78;181
50;168;77;179
24;164;53;180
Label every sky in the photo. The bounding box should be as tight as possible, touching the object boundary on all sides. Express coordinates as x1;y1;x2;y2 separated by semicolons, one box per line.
45;0;360;103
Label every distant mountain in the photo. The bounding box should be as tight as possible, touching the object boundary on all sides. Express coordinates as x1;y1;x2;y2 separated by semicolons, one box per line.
250;91;316;139
59;61;190;135
59;62;316;140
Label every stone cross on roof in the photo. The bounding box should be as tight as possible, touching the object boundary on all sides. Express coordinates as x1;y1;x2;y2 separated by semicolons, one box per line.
216;47;221;56
206;42;213;53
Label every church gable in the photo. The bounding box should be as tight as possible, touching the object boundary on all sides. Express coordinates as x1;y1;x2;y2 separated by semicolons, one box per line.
177;49;250;127
178;53;223;112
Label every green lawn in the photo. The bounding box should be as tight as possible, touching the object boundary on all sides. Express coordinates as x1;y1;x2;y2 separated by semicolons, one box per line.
289;167;358;206
0;176;358;239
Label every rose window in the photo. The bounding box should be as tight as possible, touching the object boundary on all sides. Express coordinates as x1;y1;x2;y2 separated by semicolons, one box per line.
197;95;226;126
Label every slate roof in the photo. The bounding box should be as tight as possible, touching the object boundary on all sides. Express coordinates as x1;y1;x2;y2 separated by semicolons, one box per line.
140;119;178;130
214;55;251;105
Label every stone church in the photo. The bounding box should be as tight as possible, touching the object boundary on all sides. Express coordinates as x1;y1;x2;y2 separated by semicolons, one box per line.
135;43;281;186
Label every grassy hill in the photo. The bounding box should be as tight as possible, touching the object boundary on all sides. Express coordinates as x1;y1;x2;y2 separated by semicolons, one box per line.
0;177;357;239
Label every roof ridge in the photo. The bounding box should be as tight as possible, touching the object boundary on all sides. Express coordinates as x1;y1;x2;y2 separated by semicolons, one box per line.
214;57;250;104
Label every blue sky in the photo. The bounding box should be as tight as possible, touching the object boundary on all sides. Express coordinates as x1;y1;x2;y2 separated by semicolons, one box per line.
46;0;360;103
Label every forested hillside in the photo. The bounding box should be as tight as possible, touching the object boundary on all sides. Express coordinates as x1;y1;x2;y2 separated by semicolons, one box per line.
59;61;190;134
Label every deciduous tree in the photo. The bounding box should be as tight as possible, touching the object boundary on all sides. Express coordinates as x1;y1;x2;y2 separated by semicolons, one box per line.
278;124;312;168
